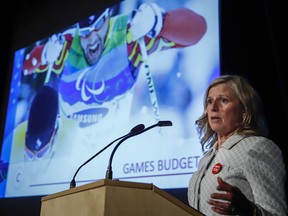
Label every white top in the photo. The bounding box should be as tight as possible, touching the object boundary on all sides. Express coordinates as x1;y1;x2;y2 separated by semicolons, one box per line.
188;134;287;215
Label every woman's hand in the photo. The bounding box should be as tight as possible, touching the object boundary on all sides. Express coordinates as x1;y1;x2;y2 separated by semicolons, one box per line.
208;177;255;215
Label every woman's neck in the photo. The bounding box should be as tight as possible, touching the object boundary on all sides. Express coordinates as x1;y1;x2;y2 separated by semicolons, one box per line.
217;130;237;149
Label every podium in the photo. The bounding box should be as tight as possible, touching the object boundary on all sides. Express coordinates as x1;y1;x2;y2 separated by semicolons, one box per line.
40;179;204;216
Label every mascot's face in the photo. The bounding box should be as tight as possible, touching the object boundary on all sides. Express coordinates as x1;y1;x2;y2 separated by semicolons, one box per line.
79;9;110;65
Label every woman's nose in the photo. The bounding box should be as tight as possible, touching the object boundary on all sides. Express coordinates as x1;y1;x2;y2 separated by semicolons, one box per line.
210;101;218;111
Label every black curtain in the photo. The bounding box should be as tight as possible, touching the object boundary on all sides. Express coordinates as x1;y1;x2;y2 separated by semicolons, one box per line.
221;0;287;153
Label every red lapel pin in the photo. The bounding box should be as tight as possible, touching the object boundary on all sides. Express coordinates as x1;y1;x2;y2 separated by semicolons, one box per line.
212;163;222;174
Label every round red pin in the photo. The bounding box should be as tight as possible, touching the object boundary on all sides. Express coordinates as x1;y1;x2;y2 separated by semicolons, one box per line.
212;163;222;174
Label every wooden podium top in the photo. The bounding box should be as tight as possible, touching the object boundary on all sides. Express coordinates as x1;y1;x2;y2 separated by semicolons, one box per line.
41;179;204;216
42;179;153;201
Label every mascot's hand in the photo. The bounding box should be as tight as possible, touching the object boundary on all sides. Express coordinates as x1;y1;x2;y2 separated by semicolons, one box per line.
42;34;64;64
130;3;164;41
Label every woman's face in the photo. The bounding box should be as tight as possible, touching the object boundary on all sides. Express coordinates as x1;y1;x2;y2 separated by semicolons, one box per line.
206;83;243;137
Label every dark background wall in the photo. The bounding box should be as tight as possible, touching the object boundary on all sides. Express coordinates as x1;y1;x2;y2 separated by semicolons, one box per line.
0;0;287;215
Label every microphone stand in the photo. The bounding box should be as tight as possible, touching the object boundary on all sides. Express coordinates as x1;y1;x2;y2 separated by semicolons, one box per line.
69;124;145;189
105;120;172;180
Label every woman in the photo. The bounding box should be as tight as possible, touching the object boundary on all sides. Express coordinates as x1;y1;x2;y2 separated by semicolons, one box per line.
188;75;287;215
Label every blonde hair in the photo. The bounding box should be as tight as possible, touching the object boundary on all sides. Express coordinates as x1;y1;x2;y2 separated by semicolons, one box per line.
196;75;268;150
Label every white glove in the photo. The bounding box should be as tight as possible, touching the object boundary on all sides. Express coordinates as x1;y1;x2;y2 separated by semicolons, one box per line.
42;34;64;64
130;3;164;41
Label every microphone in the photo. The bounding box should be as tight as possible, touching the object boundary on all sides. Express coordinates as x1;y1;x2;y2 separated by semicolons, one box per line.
105;120;173;179
157;120;173;127
69;123;145;189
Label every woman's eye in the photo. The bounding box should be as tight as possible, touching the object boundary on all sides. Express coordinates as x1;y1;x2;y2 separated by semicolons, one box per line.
207;99;212;104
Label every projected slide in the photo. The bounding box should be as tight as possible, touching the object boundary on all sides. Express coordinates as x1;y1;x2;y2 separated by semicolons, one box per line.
0;0;219;197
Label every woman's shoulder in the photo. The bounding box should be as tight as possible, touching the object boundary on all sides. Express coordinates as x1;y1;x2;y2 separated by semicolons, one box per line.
240;135;283;157
242;135;276;146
